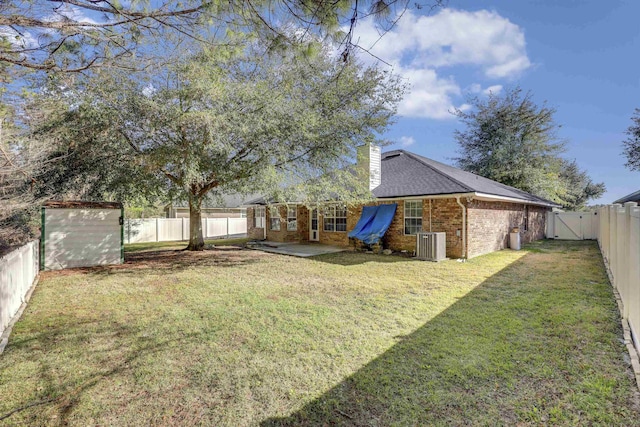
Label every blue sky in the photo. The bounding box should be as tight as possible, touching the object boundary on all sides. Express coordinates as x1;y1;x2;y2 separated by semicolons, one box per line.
354;0;639;204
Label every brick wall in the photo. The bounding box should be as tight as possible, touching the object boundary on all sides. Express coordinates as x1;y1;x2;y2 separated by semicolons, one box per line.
253;199;548;259
246;207;264;240
466;200;548;258
329;198;465;258
318;205;360;246
379;198;465;258
265;205;310;243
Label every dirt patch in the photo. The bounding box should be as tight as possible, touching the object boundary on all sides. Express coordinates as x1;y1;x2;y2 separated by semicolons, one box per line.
42;246;271;278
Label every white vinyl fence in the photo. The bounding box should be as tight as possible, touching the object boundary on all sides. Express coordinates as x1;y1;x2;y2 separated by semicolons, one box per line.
597;202;640;357
546;211;599;240
125;218;247;244
0;241;39;342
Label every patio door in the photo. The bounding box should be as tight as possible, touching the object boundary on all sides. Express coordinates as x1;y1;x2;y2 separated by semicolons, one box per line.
309;209;319;241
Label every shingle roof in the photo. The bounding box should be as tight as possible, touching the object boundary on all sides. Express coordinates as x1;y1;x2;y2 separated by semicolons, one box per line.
372;150;560;207
614;189;640;204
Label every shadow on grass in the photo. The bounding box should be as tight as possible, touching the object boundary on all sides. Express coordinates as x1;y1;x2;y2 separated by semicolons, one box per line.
124;237;250;253
309;252;417;266
1;318;205;425
122;247;264;272
263;242;637;426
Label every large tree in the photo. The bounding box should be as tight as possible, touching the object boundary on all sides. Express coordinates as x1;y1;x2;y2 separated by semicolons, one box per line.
454;87;604;209
0;0;442;250
557;159;606;211
622;108;640;171
32;44;404;250
0;88;61;252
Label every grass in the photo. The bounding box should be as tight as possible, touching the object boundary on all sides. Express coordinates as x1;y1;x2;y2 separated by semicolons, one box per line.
0;240;638;425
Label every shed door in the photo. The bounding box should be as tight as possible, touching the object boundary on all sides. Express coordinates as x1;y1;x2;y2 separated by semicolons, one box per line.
43;208;122;270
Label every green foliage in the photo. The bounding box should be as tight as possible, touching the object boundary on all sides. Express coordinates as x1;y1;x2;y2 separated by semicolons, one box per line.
0;0;442;75
454;87;565;196
622;108;640;171
31;43;404;248
557;159;605;211
0;94;49;250
124;201;166;219
454;87;604;209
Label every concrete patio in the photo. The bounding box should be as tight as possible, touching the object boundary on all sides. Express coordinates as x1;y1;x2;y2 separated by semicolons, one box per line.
247;241;349;257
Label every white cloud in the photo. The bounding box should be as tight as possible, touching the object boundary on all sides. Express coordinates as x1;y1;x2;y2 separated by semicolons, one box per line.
469;83;482;94
482;84;503;95
398;136;416;147
48;4;102;25
468;83;503;96
352;9;530;119
396;68;460;119
1;3;104;51
0;26;39;49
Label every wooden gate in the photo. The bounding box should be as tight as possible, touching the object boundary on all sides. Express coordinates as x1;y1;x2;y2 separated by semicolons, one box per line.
547;211;598;240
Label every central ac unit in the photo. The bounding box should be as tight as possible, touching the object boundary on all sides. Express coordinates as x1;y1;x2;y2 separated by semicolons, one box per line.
416;232;446;261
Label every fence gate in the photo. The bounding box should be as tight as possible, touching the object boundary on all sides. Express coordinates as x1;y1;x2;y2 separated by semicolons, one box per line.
547;211;598;240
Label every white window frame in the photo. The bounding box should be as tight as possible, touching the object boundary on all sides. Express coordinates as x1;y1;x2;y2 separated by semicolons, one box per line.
287;207;297;231
404;200;423;235
323;205;347;232
269;207;281;231
254;206;265;229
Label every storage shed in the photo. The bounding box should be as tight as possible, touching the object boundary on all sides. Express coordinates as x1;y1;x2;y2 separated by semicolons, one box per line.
41;201;124;271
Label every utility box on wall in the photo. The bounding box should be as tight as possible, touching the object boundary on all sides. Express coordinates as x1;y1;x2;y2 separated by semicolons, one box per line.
41;201;124;271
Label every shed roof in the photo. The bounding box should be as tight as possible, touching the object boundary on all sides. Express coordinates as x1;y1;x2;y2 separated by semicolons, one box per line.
613;189;640;204
43;201;123;209
372;150;560;207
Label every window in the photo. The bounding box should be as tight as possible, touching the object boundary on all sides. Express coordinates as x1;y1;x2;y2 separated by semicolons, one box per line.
240;209;247;219
254;207;265;228
404;200;423;235
269;207;281;231
523;205;529;231
323;205;347;232
287;207;297;231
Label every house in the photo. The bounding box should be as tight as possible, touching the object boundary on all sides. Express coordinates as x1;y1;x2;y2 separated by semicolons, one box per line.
614;190;640;205
245;147;560;259
165;194;259;219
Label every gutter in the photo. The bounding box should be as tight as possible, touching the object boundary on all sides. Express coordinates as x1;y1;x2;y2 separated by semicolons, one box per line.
376;193;477;202
455;196;467;259
377;192;557;208
472;192;560;208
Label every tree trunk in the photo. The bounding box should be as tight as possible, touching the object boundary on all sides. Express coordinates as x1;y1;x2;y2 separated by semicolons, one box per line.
186;194;205;251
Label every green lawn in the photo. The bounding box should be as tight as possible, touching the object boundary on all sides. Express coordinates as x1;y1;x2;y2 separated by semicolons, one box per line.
1;240;638;425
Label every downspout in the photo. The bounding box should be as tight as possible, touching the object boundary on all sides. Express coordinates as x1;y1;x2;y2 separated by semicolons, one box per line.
455;196;467;259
